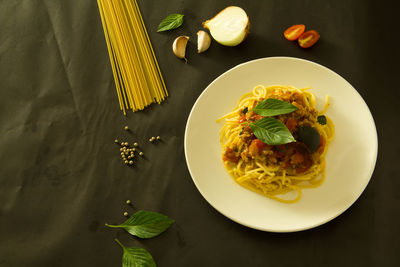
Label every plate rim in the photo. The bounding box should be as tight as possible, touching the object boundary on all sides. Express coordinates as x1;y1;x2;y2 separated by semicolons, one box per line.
184;56;378;232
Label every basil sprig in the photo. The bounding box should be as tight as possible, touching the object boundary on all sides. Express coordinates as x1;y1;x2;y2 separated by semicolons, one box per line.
249;117;295;145
157;14;184;32
106;210;174;238
115;239;156;267
253;98;298;116
246;98;298;145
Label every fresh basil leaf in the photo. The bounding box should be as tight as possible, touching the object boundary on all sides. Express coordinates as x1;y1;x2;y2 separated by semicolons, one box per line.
253;98;298;117
297;126;320;152
249;117;295;145
157;14;184;32
317;115;327;125
106;210;174;238
115;239;156;267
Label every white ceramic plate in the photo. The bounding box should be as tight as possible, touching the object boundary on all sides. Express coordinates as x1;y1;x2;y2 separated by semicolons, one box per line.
184;57;378;232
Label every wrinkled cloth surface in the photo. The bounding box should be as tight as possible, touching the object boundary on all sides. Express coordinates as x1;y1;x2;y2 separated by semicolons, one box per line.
0;0;398;266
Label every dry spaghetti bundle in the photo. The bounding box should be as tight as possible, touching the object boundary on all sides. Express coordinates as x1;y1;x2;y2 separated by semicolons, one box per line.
97;0;168;114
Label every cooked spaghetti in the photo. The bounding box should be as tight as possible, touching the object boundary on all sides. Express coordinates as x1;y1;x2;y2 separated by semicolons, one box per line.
97;0;168;114
218;85;334;203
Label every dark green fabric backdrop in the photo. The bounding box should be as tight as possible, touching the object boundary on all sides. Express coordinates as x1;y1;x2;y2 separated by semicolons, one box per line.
0;0;398;266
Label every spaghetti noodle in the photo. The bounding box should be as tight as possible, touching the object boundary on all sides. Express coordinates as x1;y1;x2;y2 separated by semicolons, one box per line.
97;0;168;114
218;85;334;203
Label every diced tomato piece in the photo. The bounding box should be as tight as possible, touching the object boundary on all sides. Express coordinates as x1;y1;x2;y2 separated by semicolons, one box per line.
284;24;305;41
249;114;263;121
223;148;239;163
253;139;266;149
238;115;246;123
285;117;298;132
291;152;304;165
249;139;266;156
295;158;312;173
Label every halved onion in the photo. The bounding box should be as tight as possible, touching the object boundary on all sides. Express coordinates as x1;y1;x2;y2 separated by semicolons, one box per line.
203;6;250;47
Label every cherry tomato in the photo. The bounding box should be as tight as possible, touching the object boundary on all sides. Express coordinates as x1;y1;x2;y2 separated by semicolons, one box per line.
238;115;246;123
284;24;305;41
298;30;320;48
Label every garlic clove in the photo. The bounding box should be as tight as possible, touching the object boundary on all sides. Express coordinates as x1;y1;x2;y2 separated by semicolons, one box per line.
172;36;189;62
197;30;211;53
203;6;250;47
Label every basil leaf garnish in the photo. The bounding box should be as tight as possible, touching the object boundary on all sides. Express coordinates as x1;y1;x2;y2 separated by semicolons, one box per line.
253;98;298;117
317;115;327;125
106;210;174;238
297;126;320;152
157;14;184;32
249;117;295;145
115;239;156;267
